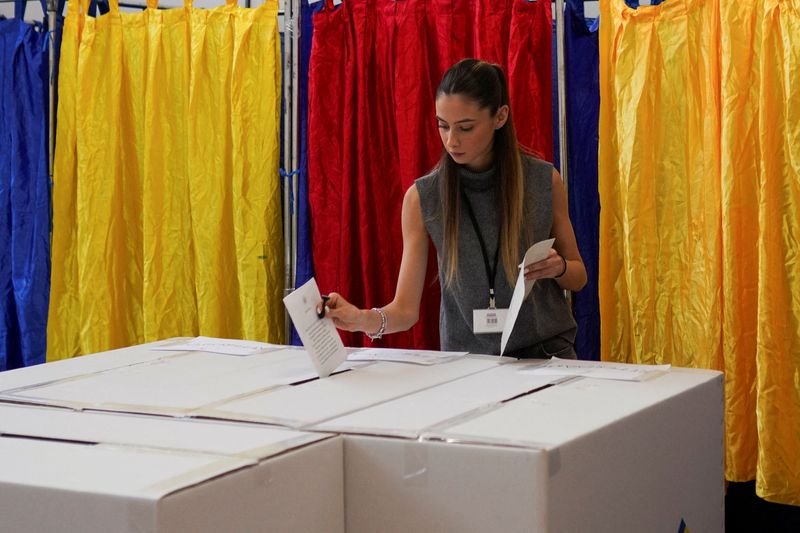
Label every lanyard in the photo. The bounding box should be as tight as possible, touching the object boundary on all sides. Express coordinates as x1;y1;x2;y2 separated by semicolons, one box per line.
461;191;500;309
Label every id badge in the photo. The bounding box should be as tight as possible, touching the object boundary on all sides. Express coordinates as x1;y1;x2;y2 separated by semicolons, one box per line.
473;308;508;334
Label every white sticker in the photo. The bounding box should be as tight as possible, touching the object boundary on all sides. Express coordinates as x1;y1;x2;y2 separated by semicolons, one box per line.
473;308;508;334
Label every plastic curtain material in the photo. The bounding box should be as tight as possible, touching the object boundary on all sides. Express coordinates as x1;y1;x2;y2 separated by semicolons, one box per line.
308;0;552;349
48;0;283;360
601;0;800;505
0;0;51;371
290;0;325;346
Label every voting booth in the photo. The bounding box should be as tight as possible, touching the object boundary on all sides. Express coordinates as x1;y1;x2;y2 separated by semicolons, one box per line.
0;339;724;532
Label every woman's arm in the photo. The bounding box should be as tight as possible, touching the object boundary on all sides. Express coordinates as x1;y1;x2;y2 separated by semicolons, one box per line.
524;169;588;292
322;184;429;336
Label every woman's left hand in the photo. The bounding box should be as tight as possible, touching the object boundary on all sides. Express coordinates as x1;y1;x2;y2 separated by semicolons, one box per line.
524;248;565;281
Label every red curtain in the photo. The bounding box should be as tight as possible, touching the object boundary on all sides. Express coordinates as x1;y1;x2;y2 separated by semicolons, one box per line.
308;0;552;349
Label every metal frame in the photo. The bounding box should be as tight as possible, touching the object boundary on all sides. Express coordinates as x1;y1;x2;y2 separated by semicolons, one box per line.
47;0;56;182
290;0;299;294
555;0;568;190
554;0;571;304
281;0;300;341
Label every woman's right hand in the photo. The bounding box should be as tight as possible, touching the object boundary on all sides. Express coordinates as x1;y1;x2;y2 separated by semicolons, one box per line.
317;292;369;332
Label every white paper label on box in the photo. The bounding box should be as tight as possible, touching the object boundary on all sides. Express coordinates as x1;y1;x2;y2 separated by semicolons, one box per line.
348;348;467;366
151;336;280;356
518;357;671;381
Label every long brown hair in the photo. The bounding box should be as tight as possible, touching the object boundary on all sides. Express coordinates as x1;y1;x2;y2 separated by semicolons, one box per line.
437;59;526;287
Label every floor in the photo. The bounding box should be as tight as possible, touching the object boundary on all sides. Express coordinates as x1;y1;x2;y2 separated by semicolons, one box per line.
725;481;800;532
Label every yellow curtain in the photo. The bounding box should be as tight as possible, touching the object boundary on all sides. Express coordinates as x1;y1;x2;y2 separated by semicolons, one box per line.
600;0;800;505
598;0;723;370
755;0;800;505
720;0;761;487
48;0;284;359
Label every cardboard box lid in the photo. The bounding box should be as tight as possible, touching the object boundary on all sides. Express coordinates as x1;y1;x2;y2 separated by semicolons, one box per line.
314;362;563;438
343;434;549;533
2;348;342;415
0;339;183;394
0;403;328;460
0;436;252;500
204;357;500;428
425;368;722;449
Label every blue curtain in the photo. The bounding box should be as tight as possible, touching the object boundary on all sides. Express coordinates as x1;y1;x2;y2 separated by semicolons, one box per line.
291;0;324;345
0;0;52;371
553;0;609;360
562;0;601;360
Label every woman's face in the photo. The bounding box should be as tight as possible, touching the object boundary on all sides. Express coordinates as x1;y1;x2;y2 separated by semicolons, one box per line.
435;94;508;172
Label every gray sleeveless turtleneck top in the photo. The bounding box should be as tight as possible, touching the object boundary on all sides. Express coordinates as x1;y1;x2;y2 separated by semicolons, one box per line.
415;155;577;359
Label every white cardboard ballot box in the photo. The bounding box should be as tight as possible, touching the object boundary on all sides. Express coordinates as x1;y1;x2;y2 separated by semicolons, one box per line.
343;368;724;533
0;404;344;533
0;339;180;393
0;346;336;415
0;343;495;426
200;356;500;428
312;361;561;438
0;340;724;533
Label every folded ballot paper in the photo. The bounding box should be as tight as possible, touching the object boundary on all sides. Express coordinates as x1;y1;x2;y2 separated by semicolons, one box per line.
500;238;555;355
283;278;349;378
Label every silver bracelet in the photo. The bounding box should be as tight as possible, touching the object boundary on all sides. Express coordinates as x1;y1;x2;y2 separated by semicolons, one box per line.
366;307;387;340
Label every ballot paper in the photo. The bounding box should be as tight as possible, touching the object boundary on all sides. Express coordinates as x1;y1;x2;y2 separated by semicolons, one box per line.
518;357;671;382
500;238;555;355
347;348;467;366
151;336;281;356
283;278;348;378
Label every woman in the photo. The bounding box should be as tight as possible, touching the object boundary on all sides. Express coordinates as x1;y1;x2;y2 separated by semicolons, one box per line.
321;59;587;358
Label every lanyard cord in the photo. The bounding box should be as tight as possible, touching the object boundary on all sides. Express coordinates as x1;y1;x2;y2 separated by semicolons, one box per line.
461;191;500;309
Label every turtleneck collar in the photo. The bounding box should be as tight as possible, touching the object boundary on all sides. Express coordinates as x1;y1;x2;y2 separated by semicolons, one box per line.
458;164;496;192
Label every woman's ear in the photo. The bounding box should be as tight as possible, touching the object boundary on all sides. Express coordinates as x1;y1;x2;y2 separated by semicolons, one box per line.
495;105;509;129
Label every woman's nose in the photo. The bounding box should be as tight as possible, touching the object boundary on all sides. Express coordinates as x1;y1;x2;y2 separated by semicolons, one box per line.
446;131;459;147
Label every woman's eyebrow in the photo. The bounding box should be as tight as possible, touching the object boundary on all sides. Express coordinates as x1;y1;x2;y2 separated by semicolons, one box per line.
436;116;477;124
